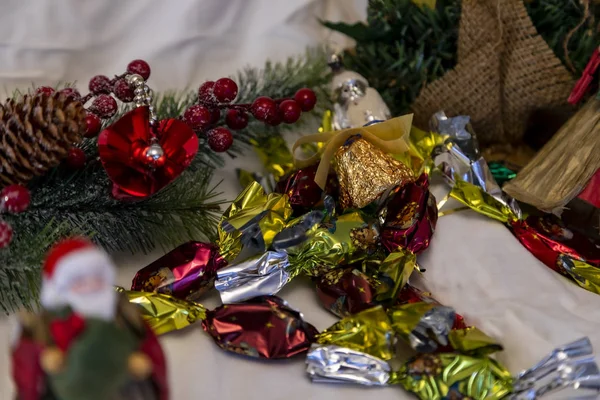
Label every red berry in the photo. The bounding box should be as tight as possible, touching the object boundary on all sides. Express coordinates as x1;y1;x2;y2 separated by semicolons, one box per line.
127;59;151;80
59;87;81;101
85;113;102;138
213;78;238;103
66;148;86;169
113;79;134;102
1;184;30;213
91;94;118;118
210;109;221;124
250;96;277;122
294;88;317;112
266;112;282;126
35;86;55;96
0;220;13;249
198;81;216;105
207;127;233;152
225;109;249;130
279;99;302;124
88;75;111;94
184;105;212;130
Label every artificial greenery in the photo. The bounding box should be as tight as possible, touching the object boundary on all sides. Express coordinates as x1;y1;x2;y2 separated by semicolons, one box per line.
324;0;600;117
0;49;331;312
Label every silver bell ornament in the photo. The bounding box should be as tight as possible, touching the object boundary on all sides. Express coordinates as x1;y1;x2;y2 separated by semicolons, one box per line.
329;53;391;130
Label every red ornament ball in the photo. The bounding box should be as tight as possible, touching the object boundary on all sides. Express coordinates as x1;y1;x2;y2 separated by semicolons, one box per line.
113;78;134;102
35;86;55;96
184;105;212;130
59;87;81;101
210;109;221;124
0;220;13;249
278;99;302;124
294;88;317;112
1;184;30;214
225;109;249;130
88;75;112;94
198;81;216;105
127;59;151;80
91;94;118;118
66;148;86;169
213;78;238;103
207;127;233;152
250;96;277;122
85;113;102;138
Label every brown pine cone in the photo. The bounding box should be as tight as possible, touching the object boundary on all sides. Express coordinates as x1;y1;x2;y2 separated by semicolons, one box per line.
0;92;86;186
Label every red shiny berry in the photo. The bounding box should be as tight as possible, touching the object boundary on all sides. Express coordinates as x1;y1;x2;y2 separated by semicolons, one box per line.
1;184;30;213
279;99;302;124
113;79;134;102
213;78;238;103
91;94;118;118
184;105;212;130
294;88;317;112
210;109;221;124
266;112;282;126
35;86;55;96
66;148;86;169
59;87;81;101
225;109;249;130
250;96;277;122
88;75;111;94
127;59;151;80
207;127;233;152
198;81;216;105
0;220;13;249
85;113;102;138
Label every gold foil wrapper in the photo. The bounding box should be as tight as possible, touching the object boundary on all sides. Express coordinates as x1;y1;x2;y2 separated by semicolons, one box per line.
217;181;292;261
558;256;600;295
388;302;438;340
374;249;416;302
250;134;294;181
449;326;504;355
397;126;445;175
315;306;395;360
450;179;519;223
393;353;513;400
335;137;415;209
124;290;206;335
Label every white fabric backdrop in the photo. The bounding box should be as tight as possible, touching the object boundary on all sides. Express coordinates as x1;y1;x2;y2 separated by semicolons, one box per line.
1;1;600;399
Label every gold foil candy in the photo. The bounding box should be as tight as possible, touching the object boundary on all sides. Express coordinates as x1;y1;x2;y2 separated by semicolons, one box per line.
374;249;416;302
315;306;395;360
449;326;504;355
250;134;294;181
335;137;415;209
450;179;519;223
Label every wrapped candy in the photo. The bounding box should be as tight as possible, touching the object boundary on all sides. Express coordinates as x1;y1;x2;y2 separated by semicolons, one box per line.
131;241;226;301
315;267;379;317
202;296;318;359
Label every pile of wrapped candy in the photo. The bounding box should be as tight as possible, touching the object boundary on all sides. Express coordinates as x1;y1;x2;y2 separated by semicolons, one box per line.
123;113;600;399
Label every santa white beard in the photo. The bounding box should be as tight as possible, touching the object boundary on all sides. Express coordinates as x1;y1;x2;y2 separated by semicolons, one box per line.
65;285;118;321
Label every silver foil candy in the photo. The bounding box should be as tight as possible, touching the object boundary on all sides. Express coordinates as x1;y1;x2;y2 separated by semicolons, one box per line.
306;344;391;386
409;306;455;353
215;251;290;304
512;337;600;399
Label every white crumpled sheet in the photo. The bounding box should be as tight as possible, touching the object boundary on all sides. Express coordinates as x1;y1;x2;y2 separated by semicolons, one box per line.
2;1;600;399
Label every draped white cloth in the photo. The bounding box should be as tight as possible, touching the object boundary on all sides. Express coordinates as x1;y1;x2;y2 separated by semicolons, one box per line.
1;1;599;399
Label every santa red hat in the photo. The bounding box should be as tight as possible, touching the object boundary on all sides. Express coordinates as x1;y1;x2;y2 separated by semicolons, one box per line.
40;237;114;309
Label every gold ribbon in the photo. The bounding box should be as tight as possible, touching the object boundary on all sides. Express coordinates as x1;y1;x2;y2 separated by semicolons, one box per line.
292;114;414;189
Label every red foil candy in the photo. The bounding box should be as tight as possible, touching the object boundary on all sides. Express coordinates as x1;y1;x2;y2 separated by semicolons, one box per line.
275;164;339;214
316;268;377;317
202;296;318;359
511;214;600;273
131;242;226;301
380;173;438;254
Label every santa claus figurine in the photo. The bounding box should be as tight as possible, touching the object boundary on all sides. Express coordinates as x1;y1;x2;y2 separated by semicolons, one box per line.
11;237;168;400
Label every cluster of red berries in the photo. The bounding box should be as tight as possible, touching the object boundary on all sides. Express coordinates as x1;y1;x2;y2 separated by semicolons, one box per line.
0;184;31;248
184;79;317;152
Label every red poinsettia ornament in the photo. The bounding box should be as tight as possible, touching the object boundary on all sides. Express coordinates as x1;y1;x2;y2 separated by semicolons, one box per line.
98;106;198;198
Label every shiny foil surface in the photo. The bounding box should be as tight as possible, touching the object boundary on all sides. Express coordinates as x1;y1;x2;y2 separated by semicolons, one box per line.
131;241;226;301
249;134;294;181
315;267;378;317
202;296;318;359
275;164;339;215
124;290;206;335
218;181;293;261
334;137;415;209
306;344;391;386
396;285;468;330
316;306;395;360
451;179;519;223
215;251;290;303
380;173;437;255
374;249;417;303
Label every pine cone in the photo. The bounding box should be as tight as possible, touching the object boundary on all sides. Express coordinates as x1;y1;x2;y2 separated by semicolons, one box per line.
0;92;86;186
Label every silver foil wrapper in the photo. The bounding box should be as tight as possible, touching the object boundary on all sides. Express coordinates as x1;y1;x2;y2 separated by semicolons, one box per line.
215;251;290;303
512;337;600;399
431;111;522;219
306;344;391;386
410;306;455;353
